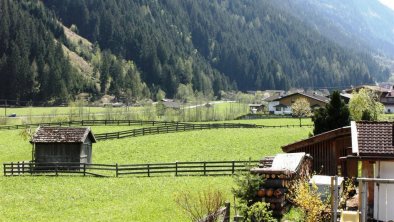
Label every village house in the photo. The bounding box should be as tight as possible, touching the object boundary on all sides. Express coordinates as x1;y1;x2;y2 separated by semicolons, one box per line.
31;127;96;164
344;84;394;113
282;121;394;221
269;92;330;115
248;103;265;113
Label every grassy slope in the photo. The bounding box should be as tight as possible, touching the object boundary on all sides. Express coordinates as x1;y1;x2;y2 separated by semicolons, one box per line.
0;123;310;221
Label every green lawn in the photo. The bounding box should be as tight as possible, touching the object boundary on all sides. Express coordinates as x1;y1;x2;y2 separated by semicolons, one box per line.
0;123;311;221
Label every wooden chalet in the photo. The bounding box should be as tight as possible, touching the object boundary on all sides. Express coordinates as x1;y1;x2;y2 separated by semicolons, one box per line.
271;92;329;115
31;127;96;164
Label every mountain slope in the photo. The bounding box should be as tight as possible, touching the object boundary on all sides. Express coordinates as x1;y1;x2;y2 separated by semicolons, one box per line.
43;0;389;94
271;0;394;57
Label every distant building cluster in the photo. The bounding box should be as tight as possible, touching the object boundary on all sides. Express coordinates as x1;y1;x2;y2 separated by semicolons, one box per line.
248;83;394;115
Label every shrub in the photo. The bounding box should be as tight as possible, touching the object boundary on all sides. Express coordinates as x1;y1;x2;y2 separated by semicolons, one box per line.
288;178;331;222
175;188;225;222
245;202;276;222
281;207;305;222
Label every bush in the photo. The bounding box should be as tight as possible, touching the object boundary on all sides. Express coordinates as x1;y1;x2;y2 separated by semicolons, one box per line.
281;207;305;222
175;188;225;222
232;169;276;221
288;178;331;222
246;202;276;222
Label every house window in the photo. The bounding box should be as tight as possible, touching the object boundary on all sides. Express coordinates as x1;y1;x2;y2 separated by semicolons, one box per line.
276;107;282;111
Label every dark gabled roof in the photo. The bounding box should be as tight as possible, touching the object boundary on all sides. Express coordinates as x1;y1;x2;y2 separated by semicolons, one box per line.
273;92;330;103
263;94;281;102
31;127;96;143
355;122;394;156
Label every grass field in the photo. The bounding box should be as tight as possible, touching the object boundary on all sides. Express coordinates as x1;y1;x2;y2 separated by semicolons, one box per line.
0;120;311;221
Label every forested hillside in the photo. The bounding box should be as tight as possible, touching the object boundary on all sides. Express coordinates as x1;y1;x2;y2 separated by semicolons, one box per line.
0;0;390;103
270;0;394;57
0;0;83;103
44;0;389;94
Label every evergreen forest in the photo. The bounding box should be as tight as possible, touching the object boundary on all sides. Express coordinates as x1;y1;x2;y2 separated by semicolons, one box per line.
0;0;390;103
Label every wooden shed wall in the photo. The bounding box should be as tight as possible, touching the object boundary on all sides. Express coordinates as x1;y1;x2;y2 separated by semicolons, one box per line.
35;143;81;163
287;135;351;176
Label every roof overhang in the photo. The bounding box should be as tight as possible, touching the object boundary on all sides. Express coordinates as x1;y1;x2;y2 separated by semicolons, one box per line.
282;126;351;153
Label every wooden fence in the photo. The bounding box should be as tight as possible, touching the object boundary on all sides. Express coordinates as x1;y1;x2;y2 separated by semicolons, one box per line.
94;123;312;140
0;119;313;132
0;119;179;131
3;160;259;177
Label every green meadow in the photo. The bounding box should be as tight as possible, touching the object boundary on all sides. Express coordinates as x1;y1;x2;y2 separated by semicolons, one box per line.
0;120;311;221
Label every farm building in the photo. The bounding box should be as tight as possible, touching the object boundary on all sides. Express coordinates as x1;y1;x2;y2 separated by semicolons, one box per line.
282;121;394;221
248;104;265;113
30;127;96;164
342;121;394;221
270;92;329;115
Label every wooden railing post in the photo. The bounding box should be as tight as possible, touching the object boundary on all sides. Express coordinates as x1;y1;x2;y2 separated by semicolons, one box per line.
17;161;20;175
11;162;13;176
147;164;150;177
224;202;230;222
3;163;6;176
232;161;235;174
83;163;86;176
22;161;25;174
116;163;118;177
204;162;207;176
175;162;178;176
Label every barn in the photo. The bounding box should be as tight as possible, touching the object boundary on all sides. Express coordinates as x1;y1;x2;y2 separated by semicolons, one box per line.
30;127;96;164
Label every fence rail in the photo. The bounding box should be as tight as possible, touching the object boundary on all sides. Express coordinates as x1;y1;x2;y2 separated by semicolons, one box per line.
0;119;313;132
94;123;313;140
3;160;259;177
0;120;180;131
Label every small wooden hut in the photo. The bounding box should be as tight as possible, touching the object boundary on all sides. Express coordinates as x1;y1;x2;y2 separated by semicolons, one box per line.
30;127;96;164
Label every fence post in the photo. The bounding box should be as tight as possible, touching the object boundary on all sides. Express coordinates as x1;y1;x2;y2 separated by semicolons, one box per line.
17;161;20;175
175;162;178;176
147;164;150;177
11;162;13;176
333;176;338;222
224;202;230;222
116;163;118;177
360;180;367;222
204;162;207;176
83;163;86;176
22;161;25;174
30;162;33;175
55;162;58;176
3;163;6;176
117;132;120;139
232;161;235;174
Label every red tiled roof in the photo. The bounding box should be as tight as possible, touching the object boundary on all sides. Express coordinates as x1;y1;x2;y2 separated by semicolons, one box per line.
356;122;394;156
31;127;96;143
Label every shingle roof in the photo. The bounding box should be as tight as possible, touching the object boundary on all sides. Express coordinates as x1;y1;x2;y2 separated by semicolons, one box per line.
31;127;96;143
356;122;394;156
